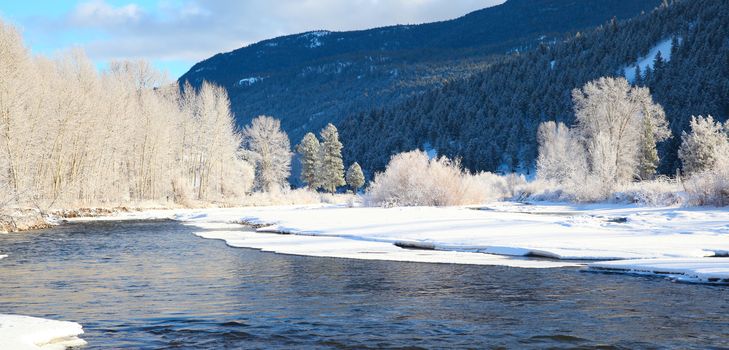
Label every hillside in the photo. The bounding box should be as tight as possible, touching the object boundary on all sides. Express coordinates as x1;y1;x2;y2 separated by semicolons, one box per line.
340;0;729;176
179;0;660;142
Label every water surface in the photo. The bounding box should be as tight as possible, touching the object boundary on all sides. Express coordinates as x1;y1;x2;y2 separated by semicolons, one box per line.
0;220;727;349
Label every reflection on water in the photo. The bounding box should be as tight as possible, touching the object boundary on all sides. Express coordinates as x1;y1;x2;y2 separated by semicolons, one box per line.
0;220;728;349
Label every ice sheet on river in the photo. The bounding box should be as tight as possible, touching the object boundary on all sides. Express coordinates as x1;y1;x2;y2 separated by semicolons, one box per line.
589;258;729;284
0;314;86;350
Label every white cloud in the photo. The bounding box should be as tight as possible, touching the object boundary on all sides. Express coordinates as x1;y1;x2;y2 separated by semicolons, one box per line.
70;0;143;26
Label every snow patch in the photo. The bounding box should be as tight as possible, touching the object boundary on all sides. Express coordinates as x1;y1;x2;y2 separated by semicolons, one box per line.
0;314;86;350
302;30;330;38
623;38;676;82
300;30;330;48
237;77;262;86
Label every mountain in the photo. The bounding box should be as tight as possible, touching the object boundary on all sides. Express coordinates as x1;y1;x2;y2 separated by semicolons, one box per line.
179;0;661;142
339;0;729;176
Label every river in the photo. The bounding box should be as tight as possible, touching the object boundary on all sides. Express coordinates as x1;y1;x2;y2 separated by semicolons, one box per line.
0;220;727;349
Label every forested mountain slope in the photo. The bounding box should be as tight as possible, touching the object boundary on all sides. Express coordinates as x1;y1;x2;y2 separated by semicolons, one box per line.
340;0;729;176
180;0;660;142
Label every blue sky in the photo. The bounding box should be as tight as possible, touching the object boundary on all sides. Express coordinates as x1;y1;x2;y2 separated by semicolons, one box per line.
0;0;503;79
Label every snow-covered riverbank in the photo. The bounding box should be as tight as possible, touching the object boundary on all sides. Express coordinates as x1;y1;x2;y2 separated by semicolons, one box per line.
0;315;86;350
87;202;729;284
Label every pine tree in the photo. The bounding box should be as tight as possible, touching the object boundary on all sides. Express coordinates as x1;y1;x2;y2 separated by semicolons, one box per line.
296;132;320;189
638;116;659;180
653;51;665;75
634;65;643;85
345;162;365;193
318;123;345;193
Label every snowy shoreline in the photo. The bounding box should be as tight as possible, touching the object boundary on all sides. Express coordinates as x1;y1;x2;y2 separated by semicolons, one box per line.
69;202;729;284
0;315;86;350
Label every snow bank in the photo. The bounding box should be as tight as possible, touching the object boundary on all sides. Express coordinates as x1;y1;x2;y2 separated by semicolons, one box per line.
0;314;86;350
589;258;729;284
175;203;729;261
192;222;578;268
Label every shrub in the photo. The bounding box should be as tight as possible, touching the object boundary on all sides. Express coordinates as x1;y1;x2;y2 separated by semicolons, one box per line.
684;168;729;207
613;177;684;206
365;151;507;207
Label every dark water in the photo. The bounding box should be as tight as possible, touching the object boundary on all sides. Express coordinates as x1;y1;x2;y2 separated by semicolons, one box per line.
0;221;728;349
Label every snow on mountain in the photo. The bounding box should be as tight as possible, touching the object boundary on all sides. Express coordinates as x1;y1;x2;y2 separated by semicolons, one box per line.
623;38;675;82
238;77;262;86
300;30;330;48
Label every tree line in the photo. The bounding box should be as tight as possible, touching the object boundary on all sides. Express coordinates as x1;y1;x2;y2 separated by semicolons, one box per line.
0;16;370;209
537;76;729;205
0;19;256;208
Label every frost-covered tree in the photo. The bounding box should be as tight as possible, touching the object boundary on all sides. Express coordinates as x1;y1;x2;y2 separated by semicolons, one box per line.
678;115;729;175
242;116;292;192
0;20;35;202
345;162;365;193
318;123;345;193
572;77;669;185
536;121;586;183
296;132;320;190
0;18;248;208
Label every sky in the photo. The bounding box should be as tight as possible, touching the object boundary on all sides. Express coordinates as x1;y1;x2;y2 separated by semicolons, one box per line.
0;0;505;79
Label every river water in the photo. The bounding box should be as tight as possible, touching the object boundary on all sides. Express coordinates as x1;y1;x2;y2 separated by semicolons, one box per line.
0;220;727;349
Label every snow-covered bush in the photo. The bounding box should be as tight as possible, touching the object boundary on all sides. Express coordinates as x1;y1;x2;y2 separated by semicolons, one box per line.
511;178;564;201
678;115;729;206
519;177;684;206
365;151;506;207
241;188;321;206
683;168;729;207
678;115;729;175
612;177;684;206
